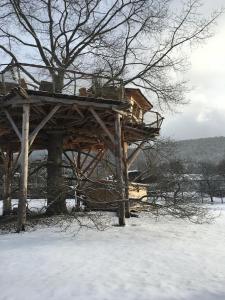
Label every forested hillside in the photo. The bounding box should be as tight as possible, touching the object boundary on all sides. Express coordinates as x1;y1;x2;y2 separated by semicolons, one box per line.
175;136;225;163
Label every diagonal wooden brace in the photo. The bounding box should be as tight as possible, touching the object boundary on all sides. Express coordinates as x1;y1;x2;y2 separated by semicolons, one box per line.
3;109;22;142
89;107;115;144
127;140;146;169
29;104;61;146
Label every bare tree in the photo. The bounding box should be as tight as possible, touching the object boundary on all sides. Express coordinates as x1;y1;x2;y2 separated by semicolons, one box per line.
0;0;222;217
0;0;222;106
128;138;215;223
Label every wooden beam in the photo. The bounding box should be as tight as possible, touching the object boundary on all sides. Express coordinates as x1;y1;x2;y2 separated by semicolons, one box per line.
80;149;91;169
100;136;115;155
85;150;104;179
3;109;22;142
11;152;20;173
112;108;128;116
2;149;13;215
82;149;103;175
127;140;146;168
1;95;126;111
114;113;125;226
29;104;61;146
80;150;105;188
122;136;130;218
17;103;30;232
32;106;57;125
72;105;84;118
89;107;115;144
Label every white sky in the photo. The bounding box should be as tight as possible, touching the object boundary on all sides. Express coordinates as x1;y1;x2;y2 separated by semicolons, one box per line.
161;0;225;140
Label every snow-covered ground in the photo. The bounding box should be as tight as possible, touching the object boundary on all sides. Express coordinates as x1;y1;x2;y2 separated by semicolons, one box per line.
0;199;77;216
0;203;225;300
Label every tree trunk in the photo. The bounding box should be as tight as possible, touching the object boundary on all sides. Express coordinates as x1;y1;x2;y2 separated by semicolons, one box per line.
53;72;64;93
2;150;13;215
46;132;67;215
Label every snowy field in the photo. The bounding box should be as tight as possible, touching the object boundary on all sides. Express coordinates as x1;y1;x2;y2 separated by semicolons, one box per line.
0;203;225;300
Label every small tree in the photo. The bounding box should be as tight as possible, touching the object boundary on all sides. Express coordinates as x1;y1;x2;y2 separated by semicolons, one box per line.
199;161;217;202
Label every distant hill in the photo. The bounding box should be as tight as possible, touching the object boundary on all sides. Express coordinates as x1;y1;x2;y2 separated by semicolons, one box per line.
174;136;225;163
29;137;225;166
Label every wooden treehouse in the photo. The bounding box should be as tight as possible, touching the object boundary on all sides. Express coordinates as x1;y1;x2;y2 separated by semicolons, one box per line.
0;63;163;231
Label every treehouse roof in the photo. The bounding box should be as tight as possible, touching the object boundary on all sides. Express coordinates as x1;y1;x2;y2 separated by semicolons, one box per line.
125;88;153;112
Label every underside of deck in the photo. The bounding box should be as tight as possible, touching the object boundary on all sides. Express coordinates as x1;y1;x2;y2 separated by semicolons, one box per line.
0;88;161;152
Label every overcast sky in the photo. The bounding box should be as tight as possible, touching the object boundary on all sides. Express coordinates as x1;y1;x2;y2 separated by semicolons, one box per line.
161;0;225;140
0;0;224;141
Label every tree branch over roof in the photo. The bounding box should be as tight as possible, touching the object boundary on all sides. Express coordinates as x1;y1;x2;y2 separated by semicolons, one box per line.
0;0;223;107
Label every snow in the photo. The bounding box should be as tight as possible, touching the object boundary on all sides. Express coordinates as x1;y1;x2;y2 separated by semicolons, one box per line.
0;199;76;216
0;204;225;300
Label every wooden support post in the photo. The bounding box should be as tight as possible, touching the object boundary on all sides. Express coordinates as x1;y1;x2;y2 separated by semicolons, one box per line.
122;139;130;218
17;104;30;232
2;150;13;215
76;150;81;210
114;113;125;226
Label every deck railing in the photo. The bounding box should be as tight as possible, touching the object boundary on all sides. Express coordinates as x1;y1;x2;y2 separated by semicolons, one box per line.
144;111;164;129
0;62;125;100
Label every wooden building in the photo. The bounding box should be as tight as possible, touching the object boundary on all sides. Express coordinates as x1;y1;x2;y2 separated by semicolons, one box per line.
0;63;163;231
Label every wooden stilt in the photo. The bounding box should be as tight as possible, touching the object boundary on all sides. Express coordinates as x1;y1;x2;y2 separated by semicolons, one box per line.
17;104;30;232
122;138;130;218
2;149;13;215
114;113;125;226
76;150;81;210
